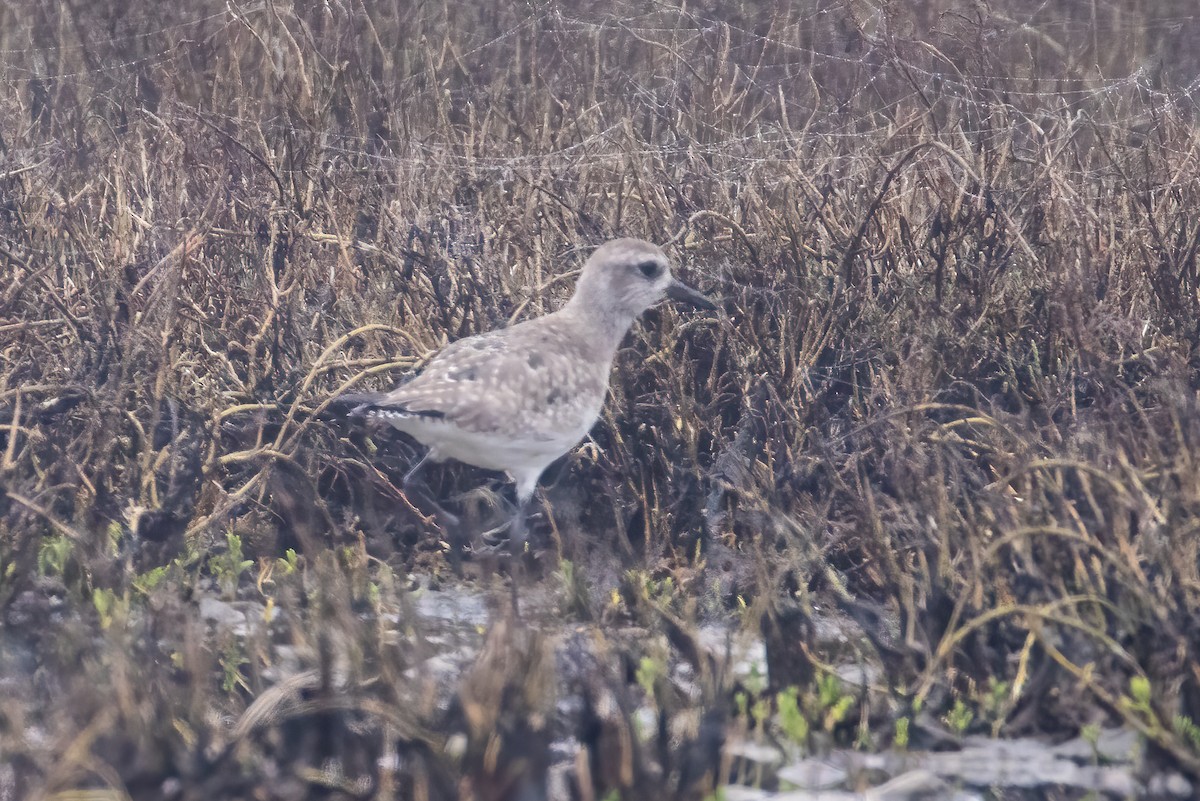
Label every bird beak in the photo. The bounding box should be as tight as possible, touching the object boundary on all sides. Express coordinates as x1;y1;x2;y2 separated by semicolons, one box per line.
665;278;717;310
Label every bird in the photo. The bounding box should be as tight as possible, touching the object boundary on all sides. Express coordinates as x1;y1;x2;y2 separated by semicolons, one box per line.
337;238;716;551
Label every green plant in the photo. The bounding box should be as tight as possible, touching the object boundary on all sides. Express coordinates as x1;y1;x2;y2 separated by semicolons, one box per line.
219;640;249;694
556;558;593;618
557;558;575;588
133;565;169;595
37;535;72;577
943;699;974;736
894;716;910;750
982;677;1012;736
752;697;770;729
636;653;666;701
742;661;767;696
105;520;122;556
816;674;854;732
0;557;13;593
1173;716;1200;752
275;548;301;575
1126;676;1153;716
776;686;809;746
92;587;127;629
209;532;253;598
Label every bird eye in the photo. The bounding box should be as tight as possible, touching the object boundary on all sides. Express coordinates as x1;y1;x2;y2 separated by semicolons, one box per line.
636;260;661;279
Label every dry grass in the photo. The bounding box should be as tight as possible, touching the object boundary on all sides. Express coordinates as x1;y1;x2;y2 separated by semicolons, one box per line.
2;0;1200;798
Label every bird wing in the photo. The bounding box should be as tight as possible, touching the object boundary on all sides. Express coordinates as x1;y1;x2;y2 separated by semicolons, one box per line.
368;317;609;440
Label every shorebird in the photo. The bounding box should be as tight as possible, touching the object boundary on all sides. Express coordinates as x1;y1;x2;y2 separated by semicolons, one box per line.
338;238;716;550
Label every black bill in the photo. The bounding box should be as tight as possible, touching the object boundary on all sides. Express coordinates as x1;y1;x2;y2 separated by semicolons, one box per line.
665;278;717;310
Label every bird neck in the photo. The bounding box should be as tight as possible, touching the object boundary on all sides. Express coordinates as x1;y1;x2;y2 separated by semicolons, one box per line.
561;295;637;355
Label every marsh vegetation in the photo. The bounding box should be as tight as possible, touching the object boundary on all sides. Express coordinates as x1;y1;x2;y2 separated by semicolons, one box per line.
2;0;1200;798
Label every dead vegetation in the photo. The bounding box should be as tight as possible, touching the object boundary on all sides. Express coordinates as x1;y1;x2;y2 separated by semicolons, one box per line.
2;0;1200;798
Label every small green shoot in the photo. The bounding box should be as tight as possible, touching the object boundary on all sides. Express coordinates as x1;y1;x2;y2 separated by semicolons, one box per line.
209;531;253;598
219;640;249;693
275;548;301;575
37;535;72;576
816;674;854;731
894;716;910;750
92;587;124;629
776;686;809;746
1172;716;1200;752
105;520;122;556
1127;675;1153;714
636;654;665;700
133;565;169;595
944;698;974;735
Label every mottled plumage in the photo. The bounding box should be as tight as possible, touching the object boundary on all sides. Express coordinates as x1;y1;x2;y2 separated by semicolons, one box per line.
341;238;715;545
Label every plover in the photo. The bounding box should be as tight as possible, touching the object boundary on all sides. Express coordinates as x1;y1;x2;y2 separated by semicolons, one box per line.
339;238;715;549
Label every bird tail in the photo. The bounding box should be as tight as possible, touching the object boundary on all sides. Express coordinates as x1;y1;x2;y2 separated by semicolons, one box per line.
328;391;446;421
326;391;387;417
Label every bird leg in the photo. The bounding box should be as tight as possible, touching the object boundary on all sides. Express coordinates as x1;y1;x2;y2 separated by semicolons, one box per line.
478;485;539;553
399;449;461;532
402;450;432;490
506;492;535;617
507;493;532;556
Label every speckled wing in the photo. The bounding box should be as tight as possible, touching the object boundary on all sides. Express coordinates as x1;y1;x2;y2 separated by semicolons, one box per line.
370;317;611;441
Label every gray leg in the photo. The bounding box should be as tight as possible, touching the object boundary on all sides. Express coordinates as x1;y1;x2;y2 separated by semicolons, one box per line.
508;493;532;556
478;489;532;552
506;491;536;618
402;450;433;489
481;470;541;553
509;471;542;550
401;449;460;529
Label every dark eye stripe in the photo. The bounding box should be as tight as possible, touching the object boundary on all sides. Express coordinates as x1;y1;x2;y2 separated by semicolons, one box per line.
637;260;661;279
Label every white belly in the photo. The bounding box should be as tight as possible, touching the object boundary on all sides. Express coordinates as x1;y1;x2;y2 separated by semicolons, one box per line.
386;415;589;476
